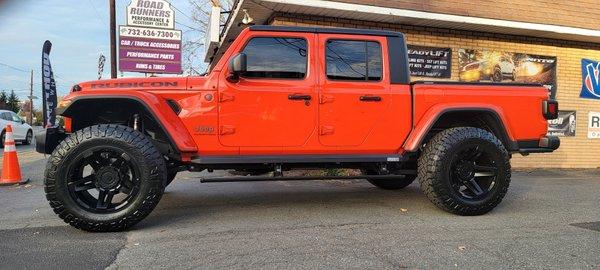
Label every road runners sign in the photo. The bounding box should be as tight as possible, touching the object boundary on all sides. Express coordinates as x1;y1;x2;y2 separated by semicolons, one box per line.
127;0;175;29
121;0;181;74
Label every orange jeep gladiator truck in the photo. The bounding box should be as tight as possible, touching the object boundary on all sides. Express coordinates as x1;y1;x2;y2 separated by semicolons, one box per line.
36;26;560;231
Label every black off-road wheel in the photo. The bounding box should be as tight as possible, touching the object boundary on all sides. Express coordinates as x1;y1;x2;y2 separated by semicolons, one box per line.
44;124;166;232
418;127;511;215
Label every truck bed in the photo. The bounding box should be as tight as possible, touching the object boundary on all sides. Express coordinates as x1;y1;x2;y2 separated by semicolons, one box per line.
405;81;550;152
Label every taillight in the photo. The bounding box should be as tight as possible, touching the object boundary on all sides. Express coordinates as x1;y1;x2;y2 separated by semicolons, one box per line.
542;100;558;120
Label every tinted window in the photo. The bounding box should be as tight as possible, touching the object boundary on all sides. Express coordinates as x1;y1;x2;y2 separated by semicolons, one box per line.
241;37;307;79
0;112;10;121
326;40;382;81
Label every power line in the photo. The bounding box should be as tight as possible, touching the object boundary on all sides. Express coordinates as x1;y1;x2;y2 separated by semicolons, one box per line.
86;0;105;25
0;61;76;86
176;21;202;32
0;74;70;90
1;89;31;93
169;2;205;32
171;3;196;22
0;62;29;73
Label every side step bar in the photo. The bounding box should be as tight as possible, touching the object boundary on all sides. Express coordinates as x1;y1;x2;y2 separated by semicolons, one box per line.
192;154;405;164
200;170;416;183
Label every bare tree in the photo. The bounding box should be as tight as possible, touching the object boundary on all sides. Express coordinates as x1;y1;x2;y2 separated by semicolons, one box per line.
182;0;234;75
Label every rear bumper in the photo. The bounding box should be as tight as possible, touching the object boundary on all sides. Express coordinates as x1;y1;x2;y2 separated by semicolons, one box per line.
35;127;67;155
517;136;560;154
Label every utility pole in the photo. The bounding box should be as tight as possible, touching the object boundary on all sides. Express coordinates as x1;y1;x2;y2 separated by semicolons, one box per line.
29;70;33;125
109;0;117;79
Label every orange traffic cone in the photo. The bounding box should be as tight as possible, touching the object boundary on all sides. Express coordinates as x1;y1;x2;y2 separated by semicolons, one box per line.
0;125;28;186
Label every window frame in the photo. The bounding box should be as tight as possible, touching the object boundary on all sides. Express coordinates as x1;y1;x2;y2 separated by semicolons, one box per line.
324;38;383;83
238;36;309;81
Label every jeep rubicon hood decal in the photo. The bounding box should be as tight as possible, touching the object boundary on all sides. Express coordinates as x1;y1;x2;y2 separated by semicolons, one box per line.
80;77;188;91
90;81;178;89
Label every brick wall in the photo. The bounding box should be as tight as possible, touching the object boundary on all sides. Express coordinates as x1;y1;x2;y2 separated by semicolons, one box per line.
335;0;600;30
270;13;600;168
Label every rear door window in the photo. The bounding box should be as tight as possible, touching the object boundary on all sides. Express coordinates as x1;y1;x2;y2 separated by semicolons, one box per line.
326;40;382;81
241;37;308;79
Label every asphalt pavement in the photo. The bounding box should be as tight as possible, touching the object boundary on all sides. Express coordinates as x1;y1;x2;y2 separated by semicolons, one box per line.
0;144;598;269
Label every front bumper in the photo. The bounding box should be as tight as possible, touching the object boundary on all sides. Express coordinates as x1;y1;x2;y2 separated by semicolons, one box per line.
518;136;560;155
35;127;67;155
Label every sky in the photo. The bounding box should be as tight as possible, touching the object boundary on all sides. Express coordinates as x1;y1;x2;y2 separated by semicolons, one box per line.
0;0;203;109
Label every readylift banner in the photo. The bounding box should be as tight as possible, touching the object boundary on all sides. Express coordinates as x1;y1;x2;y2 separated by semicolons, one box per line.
41;40;57;128
458;49;557;98
579;59;600;100
548;111;576;137
407;45;452;78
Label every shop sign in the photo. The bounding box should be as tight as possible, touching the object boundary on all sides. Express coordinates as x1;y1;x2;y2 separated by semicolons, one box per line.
120;0;181;74
119;25;182;74
127;0;174;29
588;111;600;139
407;45;452;78
579;59;600;100
548;110;576;137
458;49;557;98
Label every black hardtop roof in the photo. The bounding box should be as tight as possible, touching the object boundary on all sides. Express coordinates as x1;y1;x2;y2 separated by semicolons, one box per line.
249;25;404;38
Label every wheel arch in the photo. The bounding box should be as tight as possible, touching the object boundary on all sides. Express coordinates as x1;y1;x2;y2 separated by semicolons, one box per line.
404;107;518;152
59;95;197;157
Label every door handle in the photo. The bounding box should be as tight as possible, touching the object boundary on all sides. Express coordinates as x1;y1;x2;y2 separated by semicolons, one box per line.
359;95;382;102
288;94;312;101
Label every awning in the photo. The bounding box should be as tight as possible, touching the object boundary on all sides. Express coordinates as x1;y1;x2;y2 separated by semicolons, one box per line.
207;0;600;66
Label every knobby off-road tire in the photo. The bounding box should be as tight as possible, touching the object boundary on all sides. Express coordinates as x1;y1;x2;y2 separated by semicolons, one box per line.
44;124;166;232
418;127;511;215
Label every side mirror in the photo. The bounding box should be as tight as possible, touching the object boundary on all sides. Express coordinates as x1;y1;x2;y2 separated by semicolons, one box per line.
228;53;247;82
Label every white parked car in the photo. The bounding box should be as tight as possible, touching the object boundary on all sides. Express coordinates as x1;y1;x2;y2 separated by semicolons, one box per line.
0;109;33;147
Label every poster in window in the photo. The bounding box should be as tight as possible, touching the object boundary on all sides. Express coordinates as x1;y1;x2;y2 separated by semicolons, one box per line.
579;58;600;100
458;49;557;98
588;111;600;139
407;45;452;78
548;111;576;137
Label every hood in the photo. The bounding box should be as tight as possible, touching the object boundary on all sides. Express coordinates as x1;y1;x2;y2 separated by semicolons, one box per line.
77;77;189;91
